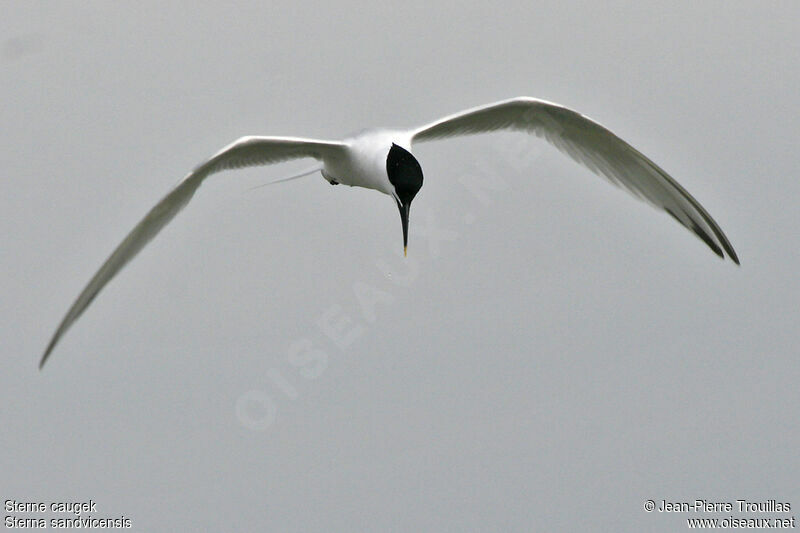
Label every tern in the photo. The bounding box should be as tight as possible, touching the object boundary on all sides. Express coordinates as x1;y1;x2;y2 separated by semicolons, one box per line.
39;97;739;368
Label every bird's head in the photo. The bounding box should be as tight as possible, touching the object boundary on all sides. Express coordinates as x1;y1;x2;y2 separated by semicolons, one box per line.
386;143;423;256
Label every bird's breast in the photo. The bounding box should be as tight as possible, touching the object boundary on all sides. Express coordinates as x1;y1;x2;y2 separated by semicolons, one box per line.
323;142;394;195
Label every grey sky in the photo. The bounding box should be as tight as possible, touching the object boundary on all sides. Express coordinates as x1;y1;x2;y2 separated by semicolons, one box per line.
2;1;798;531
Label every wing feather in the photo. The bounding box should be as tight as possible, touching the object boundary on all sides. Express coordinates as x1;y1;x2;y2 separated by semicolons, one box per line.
412;97;738;264
40;136;346;368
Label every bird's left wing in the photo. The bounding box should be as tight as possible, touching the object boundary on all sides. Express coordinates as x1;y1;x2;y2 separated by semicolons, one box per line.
411;97;738;264
40;136;347;368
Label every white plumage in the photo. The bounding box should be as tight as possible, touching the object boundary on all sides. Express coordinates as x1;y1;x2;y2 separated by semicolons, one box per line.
40;97;738;368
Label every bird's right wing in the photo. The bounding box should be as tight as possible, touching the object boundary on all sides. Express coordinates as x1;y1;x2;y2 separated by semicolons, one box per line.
40;136;347;368
411;97;738;264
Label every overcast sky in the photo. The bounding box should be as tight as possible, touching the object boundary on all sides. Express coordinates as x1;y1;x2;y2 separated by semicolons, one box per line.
2;1;799;531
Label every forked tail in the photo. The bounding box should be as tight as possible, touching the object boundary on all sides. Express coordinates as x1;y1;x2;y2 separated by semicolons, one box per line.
245;165;323;191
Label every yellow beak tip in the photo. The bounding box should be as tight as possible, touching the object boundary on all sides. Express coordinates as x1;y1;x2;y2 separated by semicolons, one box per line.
404;246;407;257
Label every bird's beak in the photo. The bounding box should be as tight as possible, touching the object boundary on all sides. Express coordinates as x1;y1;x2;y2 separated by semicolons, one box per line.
397;200;410;257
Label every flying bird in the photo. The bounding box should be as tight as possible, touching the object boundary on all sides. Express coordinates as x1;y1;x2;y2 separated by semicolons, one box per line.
39;97;739;368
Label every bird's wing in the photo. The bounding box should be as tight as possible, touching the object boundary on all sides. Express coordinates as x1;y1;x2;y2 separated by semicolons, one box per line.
411;97;738;264
40;136;347;368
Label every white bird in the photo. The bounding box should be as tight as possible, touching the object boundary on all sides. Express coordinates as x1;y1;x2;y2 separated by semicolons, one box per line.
40;97;739;368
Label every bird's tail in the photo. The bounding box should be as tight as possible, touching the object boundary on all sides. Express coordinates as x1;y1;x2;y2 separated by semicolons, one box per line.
246;164;323;191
